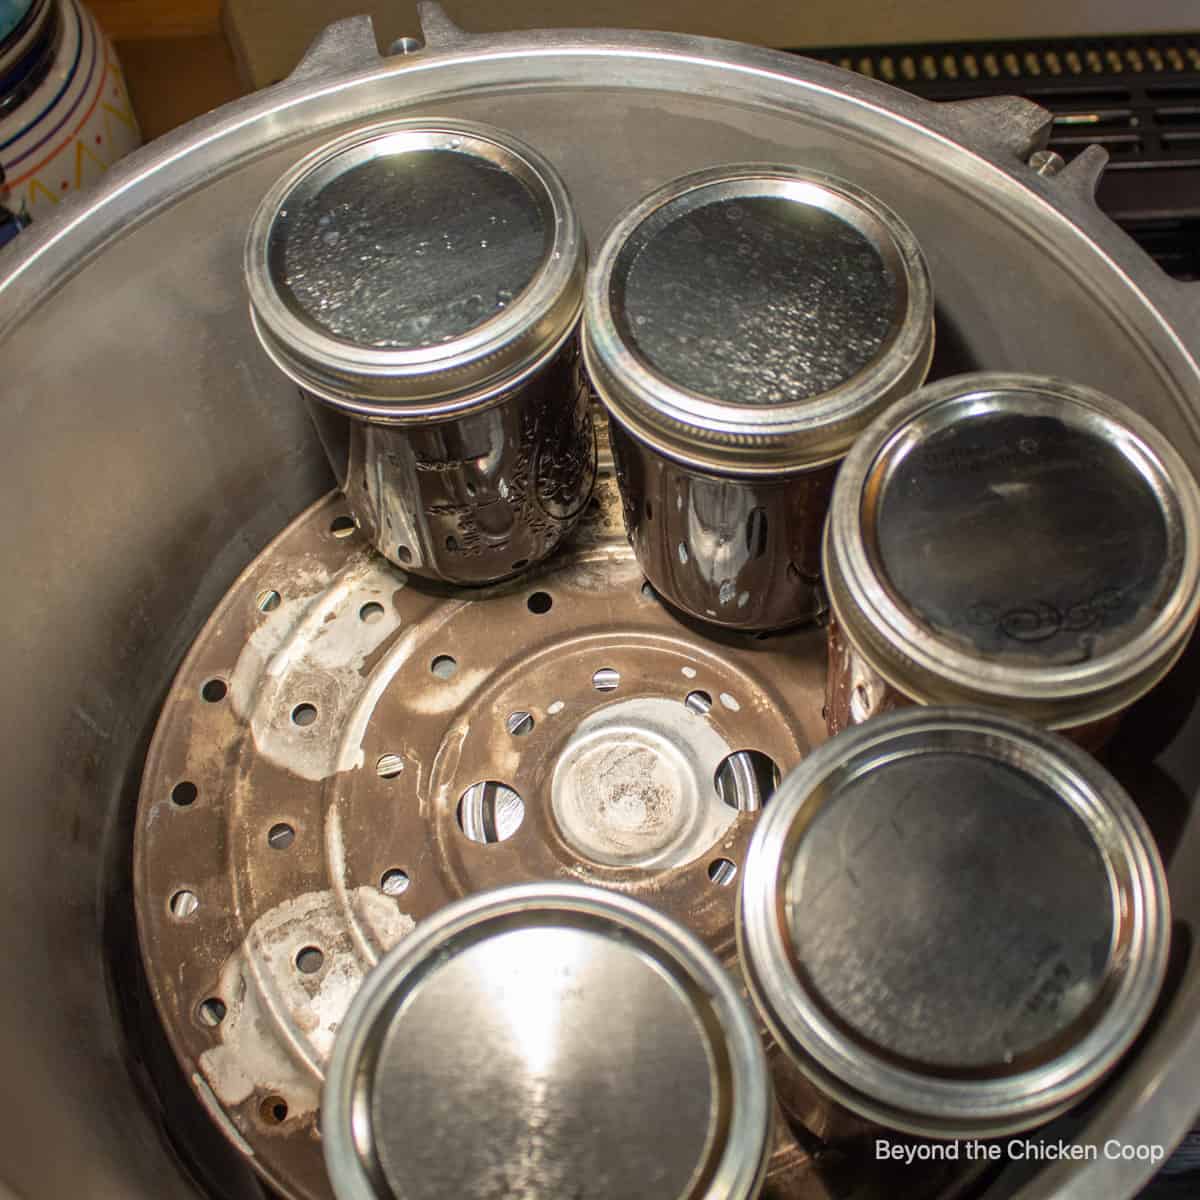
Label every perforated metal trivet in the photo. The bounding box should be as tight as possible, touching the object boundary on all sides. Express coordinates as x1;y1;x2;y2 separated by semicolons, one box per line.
134;454;991;1200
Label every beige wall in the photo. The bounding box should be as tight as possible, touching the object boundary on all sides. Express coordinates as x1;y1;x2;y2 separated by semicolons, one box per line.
223;0;1200;88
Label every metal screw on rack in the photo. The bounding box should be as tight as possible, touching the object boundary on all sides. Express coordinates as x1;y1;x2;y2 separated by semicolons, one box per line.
388;35;424;55
1028;149;1066;176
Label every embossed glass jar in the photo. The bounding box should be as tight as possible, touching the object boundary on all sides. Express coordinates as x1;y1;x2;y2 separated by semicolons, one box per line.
739;707;1171;1139
823;373;1200;744
583;164;933;631
323;883;773;1200
246;118;595;585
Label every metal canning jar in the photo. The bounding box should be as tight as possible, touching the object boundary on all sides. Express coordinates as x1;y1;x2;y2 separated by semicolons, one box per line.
583;164;933;630
246;118;595;585
824;372;1200;740
322;882;773;1200
739;707;1171;1139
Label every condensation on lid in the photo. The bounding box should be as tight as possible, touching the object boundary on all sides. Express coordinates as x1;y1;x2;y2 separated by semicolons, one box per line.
583;166;934;474
618;194;897;405
785;748;1113;1070
873;407;1174;668
267;147;548;350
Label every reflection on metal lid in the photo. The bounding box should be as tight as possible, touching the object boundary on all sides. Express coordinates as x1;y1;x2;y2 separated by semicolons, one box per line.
826;372;1200;726
791;749;1112;1068
877;408;1171;665
323;882;772;1200
739;707;1170;1138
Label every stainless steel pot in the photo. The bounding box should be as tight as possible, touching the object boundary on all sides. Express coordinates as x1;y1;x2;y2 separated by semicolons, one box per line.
246;117;594;585
4;5;1200;1198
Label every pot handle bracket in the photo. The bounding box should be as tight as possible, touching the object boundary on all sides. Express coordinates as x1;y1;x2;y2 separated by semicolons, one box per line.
287;3;470;81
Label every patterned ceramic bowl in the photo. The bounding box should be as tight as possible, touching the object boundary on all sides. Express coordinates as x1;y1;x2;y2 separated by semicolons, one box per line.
0;0;140;233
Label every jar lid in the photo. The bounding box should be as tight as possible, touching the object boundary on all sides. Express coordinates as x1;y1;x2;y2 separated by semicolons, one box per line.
322;882;772;1200
582;164;933;474
245;118;584;419
826;372;1200;726
739;707;1169;1138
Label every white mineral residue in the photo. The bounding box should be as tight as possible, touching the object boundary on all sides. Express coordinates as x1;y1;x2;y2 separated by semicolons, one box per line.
198;887;415;1116
228;553;405;781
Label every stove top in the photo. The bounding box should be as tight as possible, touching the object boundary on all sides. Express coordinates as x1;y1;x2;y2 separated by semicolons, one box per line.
795;33;1200;280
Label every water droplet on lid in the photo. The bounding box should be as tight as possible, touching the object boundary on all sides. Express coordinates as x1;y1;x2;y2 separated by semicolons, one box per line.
480;239;489;248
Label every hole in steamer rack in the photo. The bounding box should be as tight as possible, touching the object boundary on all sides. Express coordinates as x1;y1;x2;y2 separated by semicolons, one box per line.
708;858;738;887
201;678;227;703
506;711;534;736
295;946;324;975
330;516;356;538
457;782;525;844
592;667;620;691
291;702;318;727
527;591;553;614
684;690;712;714
170;890;199;919
268;823;295;850
260;1095;289;1125
171;781;197;807
359;601;385;623
715;750;781;813
255;588;281;613
376;754;404;779
431;655;458;680
380;868;410;896
198;998;226;1027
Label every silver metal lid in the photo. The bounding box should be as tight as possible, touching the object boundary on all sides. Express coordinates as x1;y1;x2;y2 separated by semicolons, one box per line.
322;882;772;1200
582;164;933;474
739;707;1170;1138
826;372;1200;727
245;118;584;418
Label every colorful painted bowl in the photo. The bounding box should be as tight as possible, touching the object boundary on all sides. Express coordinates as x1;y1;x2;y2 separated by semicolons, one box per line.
1;0;141;233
